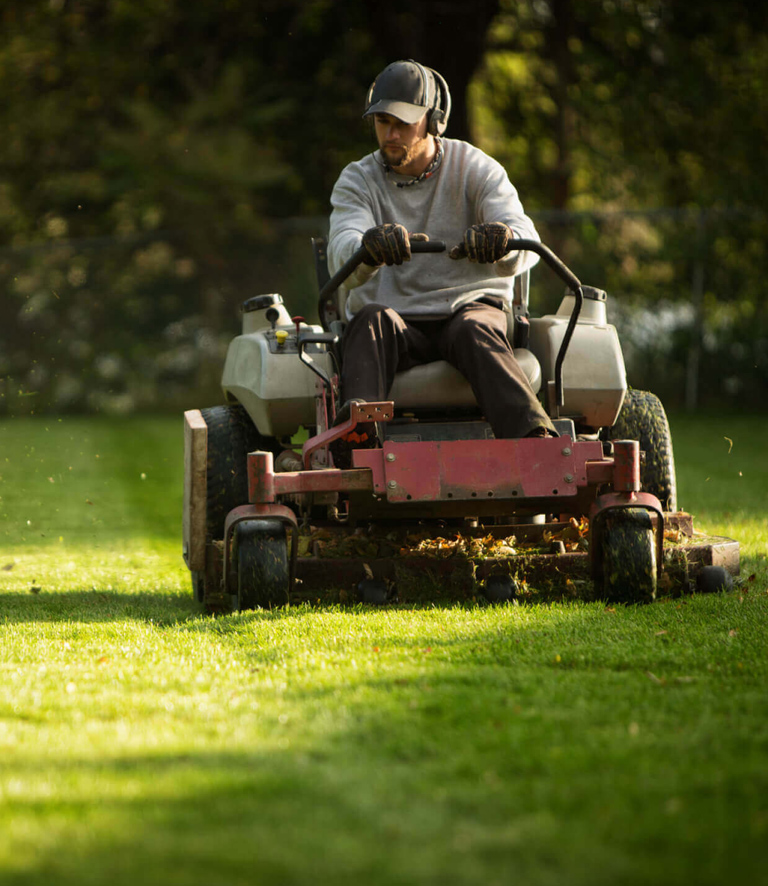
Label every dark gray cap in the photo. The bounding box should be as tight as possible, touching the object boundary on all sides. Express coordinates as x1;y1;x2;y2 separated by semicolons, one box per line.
363;60;438;124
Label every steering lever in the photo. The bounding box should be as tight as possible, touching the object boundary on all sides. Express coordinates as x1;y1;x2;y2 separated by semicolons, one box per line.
318;240;446;302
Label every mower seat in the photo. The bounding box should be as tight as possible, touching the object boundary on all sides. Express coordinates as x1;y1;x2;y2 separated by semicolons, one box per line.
389;348;541;409
313;237;542;410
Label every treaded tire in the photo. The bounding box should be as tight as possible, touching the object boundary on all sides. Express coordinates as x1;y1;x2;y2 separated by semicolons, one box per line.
200;404;280;542
595;508;657;604
607;389;677;511
235;519;289;610
696;565;734;594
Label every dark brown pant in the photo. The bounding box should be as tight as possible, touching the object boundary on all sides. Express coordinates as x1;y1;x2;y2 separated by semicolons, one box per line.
340;300;555;439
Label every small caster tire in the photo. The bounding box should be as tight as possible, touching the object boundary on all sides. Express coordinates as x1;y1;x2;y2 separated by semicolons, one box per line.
357;579;389;606
234;519;289;611
696;565;733;594
595;508;657;604
483;575;518;604
191;570;205;603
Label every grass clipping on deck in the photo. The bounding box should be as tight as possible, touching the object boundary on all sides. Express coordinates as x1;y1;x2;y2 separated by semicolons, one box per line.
294;517;704;603
303;518;590;561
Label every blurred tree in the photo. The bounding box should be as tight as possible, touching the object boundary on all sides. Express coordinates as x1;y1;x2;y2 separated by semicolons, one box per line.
1;0;766;414
471;0;768;406
0;0;500;414
361;0;501;142
475;0;768;213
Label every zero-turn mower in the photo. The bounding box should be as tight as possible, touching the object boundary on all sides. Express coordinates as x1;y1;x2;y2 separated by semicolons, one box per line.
183;238;739;610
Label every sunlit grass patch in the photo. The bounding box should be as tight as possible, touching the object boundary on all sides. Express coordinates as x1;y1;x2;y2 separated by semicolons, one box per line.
0;413;766;885
670;411;768;586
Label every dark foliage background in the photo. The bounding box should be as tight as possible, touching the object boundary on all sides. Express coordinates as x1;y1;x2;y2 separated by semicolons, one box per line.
1;0;766;415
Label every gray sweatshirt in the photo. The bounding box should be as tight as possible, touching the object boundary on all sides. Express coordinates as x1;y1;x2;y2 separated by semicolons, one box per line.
328;137;540;319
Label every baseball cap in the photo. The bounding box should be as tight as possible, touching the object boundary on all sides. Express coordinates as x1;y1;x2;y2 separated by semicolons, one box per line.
363;60;438;124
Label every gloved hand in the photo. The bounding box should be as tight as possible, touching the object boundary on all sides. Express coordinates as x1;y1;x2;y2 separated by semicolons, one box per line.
449;222;515;263
361;223;411;266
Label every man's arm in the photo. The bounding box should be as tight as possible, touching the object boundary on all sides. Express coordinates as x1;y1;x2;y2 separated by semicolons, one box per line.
468;154;541;277
327;165;382;289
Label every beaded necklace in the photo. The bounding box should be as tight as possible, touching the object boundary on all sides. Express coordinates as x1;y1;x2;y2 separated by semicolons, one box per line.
378;138;444;188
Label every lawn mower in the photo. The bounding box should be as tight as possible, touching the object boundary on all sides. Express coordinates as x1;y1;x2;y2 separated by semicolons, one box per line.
183;237;739;611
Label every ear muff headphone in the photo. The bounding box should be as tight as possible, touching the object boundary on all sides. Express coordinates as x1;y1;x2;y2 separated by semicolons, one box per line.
420;64;452;137
364;60;452;136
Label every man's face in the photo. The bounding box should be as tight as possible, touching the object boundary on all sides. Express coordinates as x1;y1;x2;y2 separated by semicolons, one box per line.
374;112;430;169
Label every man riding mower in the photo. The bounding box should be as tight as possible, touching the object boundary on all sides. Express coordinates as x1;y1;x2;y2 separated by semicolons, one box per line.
182;61;738;610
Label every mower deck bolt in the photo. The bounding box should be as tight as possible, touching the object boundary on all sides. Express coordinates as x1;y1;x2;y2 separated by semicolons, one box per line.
561;447;572;456
564;474;574;483
386;453;396;462
387;480;397;489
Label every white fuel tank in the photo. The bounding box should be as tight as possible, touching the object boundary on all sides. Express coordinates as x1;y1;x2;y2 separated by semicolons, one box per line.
221;294;332;437
528;287;627;429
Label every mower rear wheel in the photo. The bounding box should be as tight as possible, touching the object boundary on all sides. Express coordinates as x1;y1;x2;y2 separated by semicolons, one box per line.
596;508;657;604
202;404;280;539
606;389;677;511
234;519;290;611
194;404;281;606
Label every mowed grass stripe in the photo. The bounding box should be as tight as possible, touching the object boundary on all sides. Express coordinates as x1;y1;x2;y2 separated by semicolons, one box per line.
670;412;768;570
0;417;188;595
0;413;766;885
0;600;766;884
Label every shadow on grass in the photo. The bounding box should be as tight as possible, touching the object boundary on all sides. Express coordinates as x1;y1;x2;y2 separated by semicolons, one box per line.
3;528;765;628
0;590;199;625
2;589;527;626
0;586;511;626
0;745;584;886
3;623;767;886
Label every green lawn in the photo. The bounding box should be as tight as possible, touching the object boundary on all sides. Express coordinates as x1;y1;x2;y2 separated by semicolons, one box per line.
0;413;766;885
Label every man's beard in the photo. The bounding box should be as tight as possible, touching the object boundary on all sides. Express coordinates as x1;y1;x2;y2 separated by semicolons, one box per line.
381;143;412;168
381;134;430;169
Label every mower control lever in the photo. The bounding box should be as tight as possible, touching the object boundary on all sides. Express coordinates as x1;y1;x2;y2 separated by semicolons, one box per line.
317;235;584;414
298;330;339;392
509;239;581;292
318;240;447;302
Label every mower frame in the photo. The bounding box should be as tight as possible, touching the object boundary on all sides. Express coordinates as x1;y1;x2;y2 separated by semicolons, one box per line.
183;237;740;608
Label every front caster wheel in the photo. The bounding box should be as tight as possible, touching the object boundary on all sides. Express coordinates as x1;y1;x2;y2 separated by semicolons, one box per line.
595;508;657;604
234;519;289;611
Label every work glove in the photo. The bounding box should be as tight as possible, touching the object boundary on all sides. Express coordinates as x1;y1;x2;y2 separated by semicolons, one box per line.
449;222;515;263
361;223;411;266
